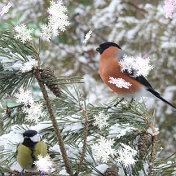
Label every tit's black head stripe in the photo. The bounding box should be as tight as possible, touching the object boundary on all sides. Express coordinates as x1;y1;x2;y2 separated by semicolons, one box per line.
23;130;38;138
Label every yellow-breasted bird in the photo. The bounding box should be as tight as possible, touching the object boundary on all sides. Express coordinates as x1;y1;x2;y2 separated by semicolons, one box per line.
17;130;47;172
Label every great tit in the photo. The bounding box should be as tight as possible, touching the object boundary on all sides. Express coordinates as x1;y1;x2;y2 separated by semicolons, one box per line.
17;130;47;170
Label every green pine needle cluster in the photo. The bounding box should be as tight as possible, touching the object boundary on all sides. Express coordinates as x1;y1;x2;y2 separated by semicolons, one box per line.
0;6;176;174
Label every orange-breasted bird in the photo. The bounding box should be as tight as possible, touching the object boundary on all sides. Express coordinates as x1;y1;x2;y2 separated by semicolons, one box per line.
96;42;176;109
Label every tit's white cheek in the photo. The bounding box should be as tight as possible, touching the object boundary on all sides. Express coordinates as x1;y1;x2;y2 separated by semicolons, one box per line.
30;134;40;142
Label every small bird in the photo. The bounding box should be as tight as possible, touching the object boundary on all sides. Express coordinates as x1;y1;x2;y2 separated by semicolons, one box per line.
17;130;47;172
96;42;176;109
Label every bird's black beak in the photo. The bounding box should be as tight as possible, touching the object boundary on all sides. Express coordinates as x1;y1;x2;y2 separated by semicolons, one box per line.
96;47;101;53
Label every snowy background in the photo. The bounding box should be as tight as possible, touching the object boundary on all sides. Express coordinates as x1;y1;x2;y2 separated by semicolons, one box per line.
0;0;176;175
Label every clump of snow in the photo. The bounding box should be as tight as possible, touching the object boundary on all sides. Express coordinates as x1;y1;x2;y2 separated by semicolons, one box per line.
91;137;116;163
14;24;33;43
34;154;53;173
93;111;109;130
92;164;109;175
108;77;132;89
15;88;46;123
119;55;153;77
41;0;70;41
109;123;136;138
0;2;12;16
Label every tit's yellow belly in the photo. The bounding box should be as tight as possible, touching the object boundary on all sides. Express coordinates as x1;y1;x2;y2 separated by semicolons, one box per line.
17;144;33;169
17;142;47;169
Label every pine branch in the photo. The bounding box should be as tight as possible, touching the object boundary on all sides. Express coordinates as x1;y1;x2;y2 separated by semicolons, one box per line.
144;118;158;176
148;135;157;176
0;31;36;97
1;75;83;131
30;42;41;68
20;173;64;176
33;67;73;176
40;67;61;97
134;110;158;176
0;169;65;176
0;168;18;175
74;104;88;176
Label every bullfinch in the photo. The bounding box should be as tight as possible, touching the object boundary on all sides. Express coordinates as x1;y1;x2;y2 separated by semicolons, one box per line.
96;42;176;109
17;130;47;172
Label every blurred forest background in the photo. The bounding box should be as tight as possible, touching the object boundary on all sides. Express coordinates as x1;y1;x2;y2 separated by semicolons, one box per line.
0;0;175;162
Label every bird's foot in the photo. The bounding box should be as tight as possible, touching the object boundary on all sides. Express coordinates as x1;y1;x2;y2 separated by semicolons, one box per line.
125;103;132;108
106;98;125;110
106;105;112;110
121;98;134;110
114;98;125;107
126;98;134;108
122;106;128;111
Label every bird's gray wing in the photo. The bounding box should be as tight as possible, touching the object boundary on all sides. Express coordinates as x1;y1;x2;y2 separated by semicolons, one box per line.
116;49;176;109
116;49;153;89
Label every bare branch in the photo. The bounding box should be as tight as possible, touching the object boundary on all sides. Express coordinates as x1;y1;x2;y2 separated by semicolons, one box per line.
74;104;88;176
33;67;73;176
143;117;158;176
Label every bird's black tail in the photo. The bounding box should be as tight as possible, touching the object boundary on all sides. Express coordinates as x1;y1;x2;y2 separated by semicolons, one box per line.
147;88;176;110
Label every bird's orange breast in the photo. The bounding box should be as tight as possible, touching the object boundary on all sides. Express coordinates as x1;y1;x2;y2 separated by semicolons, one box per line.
99;53;142;95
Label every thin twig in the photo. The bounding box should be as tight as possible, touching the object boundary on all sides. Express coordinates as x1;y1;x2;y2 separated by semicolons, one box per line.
126;2;147;13
164;151;176;160
31;46;73;175
148;135;157;176
143;118;158;176
1;169;18;175
4;170;65;176
30;43;41;68
33;68;73;176
19;174;63;176
74;104;89;176
132;129;154;136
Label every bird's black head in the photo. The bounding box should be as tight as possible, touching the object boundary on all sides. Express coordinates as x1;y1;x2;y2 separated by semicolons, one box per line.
96;42;121;54
23;130;38;138
22;130;40;148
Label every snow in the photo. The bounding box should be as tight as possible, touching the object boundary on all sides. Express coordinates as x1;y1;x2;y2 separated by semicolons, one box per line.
62;122;83;132
0;2;12;16
59;169;69;175
91;164;108;175
91;137;116;163
0;126;24;152
109;123;136;138
0;0;176;174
